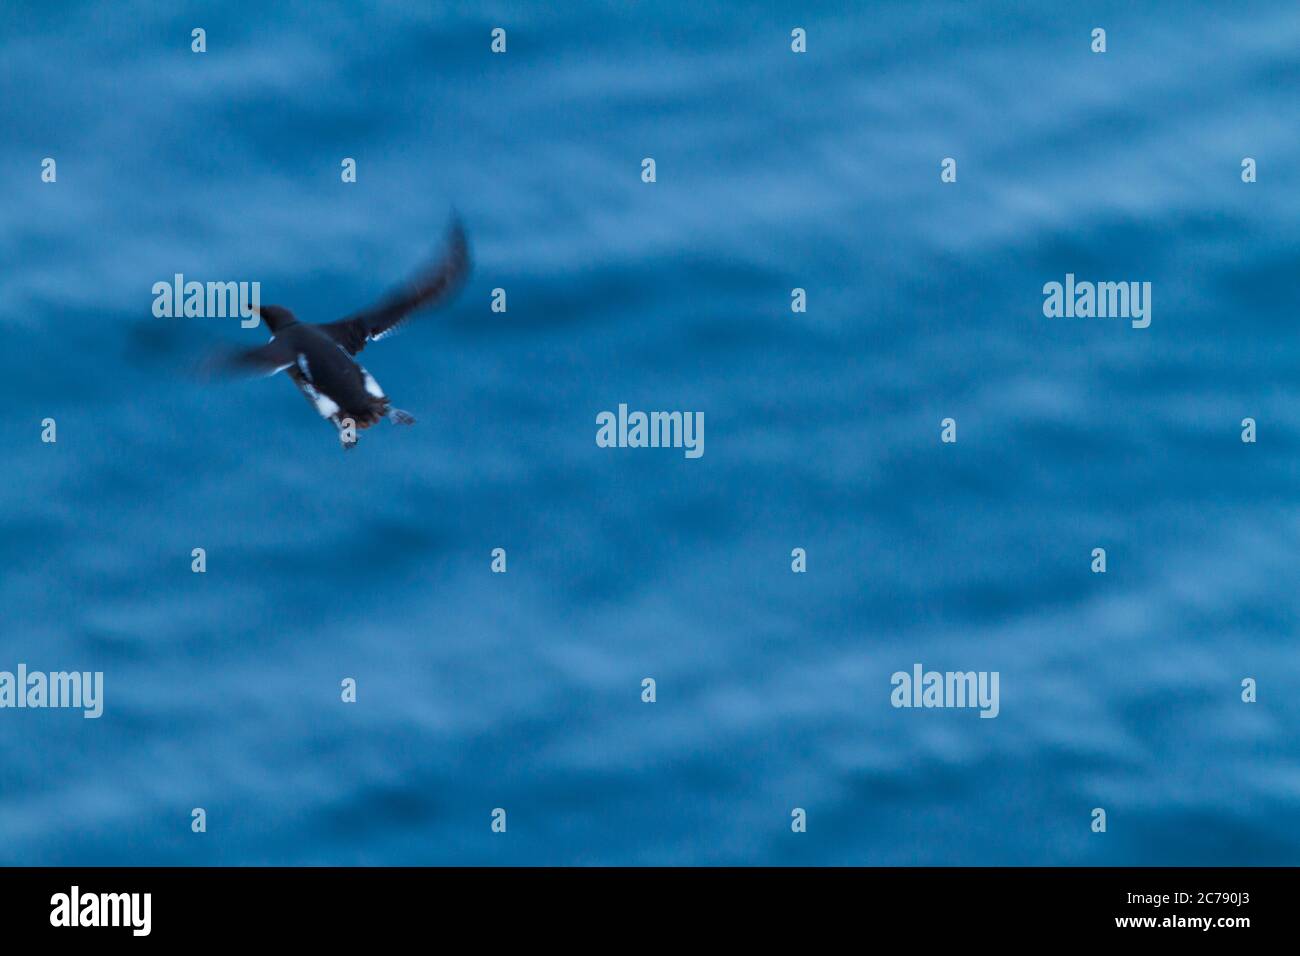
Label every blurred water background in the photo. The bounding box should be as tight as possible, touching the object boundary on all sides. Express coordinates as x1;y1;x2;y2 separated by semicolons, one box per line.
1;0;1298;864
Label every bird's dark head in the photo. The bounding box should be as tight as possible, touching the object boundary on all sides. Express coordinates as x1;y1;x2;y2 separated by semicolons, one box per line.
256;305;298;333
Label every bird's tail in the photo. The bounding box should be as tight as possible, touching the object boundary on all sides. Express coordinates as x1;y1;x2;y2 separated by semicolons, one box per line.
388;408;416;426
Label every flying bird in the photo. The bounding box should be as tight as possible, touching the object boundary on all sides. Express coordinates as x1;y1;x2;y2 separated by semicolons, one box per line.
212;218;469;449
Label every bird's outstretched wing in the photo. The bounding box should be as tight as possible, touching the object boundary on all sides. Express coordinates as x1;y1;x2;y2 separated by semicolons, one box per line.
322;218;470;356
201;339;297;379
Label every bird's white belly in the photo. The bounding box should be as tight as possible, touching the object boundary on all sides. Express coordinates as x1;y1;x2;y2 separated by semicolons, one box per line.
302;382;340;418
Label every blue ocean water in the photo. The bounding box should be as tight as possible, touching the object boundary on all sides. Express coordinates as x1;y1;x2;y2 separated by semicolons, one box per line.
1;1;1298;865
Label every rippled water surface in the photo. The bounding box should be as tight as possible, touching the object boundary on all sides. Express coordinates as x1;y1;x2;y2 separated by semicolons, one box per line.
1;1;1298;864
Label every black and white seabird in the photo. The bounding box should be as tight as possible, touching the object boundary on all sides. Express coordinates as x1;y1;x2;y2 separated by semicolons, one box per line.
214;218;469;448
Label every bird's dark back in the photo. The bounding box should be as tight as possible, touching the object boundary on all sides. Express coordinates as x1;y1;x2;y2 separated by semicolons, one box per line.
280;323;366;393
